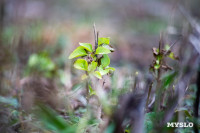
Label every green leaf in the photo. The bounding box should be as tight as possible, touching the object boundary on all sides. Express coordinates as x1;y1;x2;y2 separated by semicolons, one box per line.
88;61;97;72
69;46;87;59
154;64;160;69
74;59;88;71
168;52;179;60
95;47;111;54
98;37;110;45
175;107;192;117
145;112;156;133
164;44;170;51
28;54;38;67
107;67;115;72
104;123;115;133
156;59;160;65
161;71;177;89
0;96;19;108
79;43;93;52
36;104;76;133
89;85;96;96
125;129;131;133
98;66;109;75
93;71;102;79
101;55;110;67
28;53;55;72
102;44;115;52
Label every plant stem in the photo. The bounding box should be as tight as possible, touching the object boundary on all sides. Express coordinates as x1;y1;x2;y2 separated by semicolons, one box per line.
155;36;163;111
146;82;153;109
93;23;98;51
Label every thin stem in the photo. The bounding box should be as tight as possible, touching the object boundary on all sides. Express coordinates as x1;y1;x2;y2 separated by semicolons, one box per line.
96;32;99;50
155;35;163;111
165;36;182;54
146;82;153;109
93;23;98;51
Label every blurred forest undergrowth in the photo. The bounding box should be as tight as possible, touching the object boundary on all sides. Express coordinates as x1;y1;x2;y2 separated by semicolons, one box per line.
0;0;200;133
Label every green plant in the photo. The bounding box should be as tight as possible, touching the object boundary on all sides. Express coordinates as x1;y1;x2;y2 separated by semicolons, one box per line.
68;31;115;99
149;37;179;111
26;51;57;78
68;37;115;80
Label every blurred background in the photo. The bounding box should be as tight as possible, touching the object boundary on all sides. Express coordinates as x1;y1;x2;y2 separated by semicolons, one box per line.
0;0;200;133
1;0;199;69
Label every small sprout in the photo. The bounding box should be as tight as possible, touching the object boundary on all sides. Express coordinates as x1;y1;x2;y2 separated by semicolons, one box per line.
150;41;178;73
68;35;115;81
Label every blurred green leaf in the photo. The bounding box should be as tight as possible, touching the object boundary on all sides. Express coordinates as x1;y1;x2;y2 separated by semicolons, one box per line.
79;43;93;52
69;46;87;59
145;112;164;133
93;71;102;79
107;67;115;72
101;55;110;67
154;64;160;69
175;107;192;117
28;53;55;72
0;96;18;108
156;59;160;65
95;47;111;54
104;122;115;133
161;71;177;89
28;54;38;67
88;61;97;72
27;53;56;78
102;44;115;52
98;37;110;45
36;104;76;133
98;66;109;75
164;44;170;51
76;113;90;133
145;112;155;133
71;82;85;91
89;85;96;96
168;52;179;60
125;129;130;133
74;59;88;71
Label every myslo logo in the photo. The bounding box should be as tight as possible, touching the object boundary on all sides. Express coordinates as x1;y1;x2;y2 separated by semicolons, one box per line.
167;122;193;127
